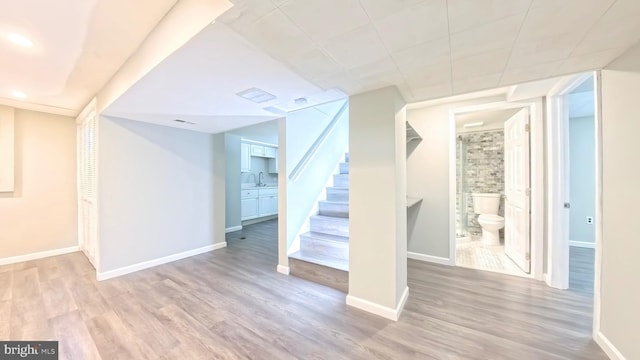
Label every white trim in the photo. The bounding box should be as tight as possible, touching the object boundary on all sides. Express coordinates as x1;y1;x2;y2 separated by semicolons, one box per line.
96;242;226;281
594;331;627;360
276;264;290;275
593;70;604;343
346;286;409;321
569;241;595;248
225;225;242;233
0;246;80;266
407;252;454;266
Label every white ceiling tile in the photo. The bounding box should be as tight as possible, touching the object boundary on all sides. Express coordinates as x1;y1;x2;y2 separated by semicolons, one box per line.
279;0;370;43
515;0;614;43
391;37;450;73
572;2;640;56
410;82;453;101
402;62;452;89
453;73;502;94
452;49;510;80
500;60;562;85
359;0;430;21
232;9;315;59
219;0;277;30
322;25;390;69
348;57;400;81
373;0;448;52
450;14;524;60
447;0;531;34
287;49;344;80
507;35;577;69
557;47;628;75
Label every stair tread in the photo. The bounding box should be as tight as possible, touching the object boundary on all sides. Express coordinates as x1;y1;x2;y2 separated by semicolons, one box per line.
319;200;349;204
289;250;349;271
301;231;349;243
327;186;349;190
311;214;349;222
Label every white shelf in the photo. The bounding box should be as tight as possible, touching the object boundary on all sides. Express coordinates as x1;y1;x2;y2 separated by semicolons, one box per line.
407;197;422;208
406;122;422;144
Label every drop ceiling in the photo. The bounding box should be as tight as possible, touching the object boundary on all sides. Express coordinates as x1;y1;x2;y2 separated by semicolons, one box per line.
2;0;640;125
0;0;178;114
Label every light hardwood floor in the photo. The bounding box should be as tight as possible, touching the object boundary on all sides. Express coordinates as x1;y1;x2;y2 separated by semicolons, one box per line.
0;219;606;359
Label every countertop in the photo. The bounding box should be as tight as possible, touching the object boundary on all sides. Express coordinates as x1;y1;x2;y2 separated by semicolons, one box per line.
241;183;278;189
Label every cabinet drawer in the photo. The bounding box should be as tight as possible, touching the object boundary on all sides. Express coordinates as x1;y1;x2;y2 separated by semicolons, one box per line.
258;188;278;196
241;189;259;198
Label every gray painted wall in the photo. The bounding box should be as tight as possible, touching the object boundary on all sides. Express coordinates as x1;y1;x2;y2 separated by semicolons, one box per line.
98;117;225;273
599;43;640;359
225;133;241;230
569;116;595;244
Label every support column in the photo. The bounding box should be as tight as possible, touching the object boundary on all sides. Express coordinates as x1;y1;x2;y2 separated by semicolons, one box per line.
347;86;408;320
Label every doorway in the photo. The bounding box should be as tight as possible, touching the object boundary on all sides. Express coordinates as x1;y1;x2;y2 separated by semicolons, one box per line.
449;100;545;280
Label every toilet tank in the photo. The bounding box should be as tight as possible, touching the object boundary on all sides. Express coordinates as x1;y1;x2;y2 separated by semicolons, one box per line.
471;193;501;214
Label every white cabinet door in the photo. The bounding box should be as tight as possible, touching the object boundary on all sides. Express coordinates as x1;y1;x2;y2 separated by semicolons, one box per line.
259;195;278;216
241;197;259;220
265;146;277;158
251;144;265;157
240;143;251;172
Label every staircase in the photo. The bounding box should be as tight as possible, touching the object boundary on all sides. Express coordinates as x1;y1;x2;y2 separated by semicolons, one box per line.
289;153;349;292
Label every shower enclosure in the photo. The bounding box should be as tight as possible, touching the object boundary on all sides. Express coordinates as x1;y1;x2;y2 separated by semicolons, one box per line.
456;136;470;239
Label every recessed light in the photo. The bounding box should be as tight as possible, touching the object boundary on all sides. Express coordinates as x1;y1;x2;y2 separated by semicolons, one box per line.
463;121;484;128
7;33;33;47
11;91;27;99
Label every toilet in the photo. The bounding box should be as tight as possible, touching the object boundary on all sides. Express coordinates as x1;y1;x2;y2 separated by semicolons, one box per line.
471;193;505;246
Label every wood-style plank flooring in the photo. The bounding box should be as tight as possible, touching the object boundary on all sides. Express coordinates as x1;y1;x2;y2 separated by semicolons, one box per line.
0;219;606;359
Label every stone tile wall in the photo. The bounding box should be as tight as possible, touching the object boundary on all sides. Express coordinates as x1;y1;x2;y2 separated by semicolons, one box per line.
456;130;505;237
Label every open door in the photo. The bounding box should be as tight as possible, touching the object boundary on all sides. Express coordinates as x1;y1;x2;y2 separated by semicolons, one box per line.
504;108;531;273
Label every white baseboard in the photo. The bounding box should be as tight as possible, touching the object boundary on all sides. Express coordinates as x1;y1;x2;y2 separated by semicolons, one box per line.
97;242;227;281
277;264;290;275
225;226;242;233
569;240;596;248
594;330;626;360
346;286;410;321
407;252;454;266
0;245;80;266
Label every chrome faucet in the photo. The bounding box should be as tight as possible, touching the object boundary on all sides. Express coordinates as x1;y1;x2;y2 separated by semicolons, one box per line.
258;172;264;186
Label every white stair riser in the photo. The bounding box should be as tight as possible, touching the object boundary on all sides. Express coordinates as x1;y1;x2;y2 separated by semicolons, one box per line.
339;162;349;174
310;217;349;237
326;188;348;202
333;174;349;187
318;201;349;218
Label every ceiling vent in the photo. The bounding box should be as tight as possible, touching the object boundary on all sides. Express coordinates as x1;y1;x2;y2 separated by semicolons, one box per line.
236;87;276;103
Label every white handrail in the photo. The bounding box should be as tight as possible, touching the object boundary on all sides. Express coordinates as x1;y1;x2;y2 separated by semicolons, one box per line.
289;100;349;182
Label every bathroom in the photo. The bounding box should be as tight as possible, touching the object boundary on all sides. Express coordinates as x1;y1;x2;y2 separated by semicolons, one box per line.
455;108;528;277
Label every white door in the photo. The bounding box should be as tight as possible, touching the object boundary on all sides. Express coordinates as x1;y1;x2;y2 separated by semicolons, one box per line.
504;108;531;273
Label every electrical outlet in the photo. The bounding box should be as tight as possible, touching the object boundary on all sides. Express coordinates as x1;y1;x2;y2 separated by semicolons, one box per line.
586;216;594;224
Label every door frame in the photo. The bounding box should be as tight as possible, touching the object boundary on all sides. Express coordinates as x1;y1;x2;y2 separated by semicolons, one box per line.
448;99;545;280
545;71;596;290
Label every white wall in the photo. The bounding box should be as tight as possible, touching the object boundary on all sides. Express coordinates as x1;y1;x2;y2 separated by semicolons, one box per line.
98;117;225;274
0;108;77;259
224;133;241;230
406;95;505;259
569;116;595;244
597;43;640;359
348;86;407;318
